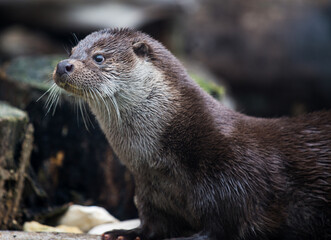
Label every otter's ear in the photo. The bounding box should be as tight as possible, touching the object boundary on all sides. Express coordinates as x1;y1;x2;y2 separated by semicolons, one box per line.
133;42;150;57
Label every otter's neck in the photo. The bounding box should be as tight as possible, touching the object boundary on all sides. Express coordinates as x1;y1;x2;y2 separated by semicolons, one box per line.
88;79;180;171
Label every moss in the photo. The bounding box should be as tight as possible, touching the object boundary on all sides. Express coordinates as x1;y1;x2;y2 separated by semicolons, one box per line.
189;72;226;101
5;55;65;91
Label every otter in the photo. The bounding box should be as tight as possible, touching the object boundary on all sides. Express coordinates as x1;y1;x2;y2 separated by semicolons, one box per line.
52;28;330;240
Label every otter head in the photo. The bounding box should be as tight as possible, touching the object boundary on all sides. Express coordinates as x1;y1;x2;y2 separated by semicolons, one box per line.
53;29;168;119
52;29;184;165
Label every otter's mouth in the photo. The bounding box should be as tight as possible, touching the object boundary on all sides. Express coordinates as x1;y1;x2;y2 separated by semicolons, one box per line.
53;73;85;97
53;59;87;97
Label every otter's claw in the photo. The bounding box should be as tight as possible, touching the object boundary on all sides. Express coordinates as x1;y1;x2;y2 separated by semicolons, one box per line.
101;229;142;240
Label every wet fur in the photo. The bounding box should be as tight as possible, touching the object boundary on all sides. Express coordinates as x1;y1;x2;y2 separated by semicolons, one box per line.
53;28;331;240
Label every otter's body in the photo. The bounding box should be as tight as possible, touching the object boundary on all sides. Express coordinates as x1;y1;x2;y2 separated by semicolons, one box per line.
53;29;330;240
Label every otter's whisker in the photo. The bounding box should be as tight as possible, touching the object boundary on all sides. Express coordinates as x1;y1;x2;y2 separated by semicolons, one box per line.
72;32;79;45
83;89;94;128
96;89;112;124
37;83;56;102
45;84;61;115
90;88;102;114
73;98;80;125
101;83;121;124
51;87;61;116
45;88;57;109
49;87;60;114
45;85;57;107
78;98;89;130
111;95;121;124
75;89;93;130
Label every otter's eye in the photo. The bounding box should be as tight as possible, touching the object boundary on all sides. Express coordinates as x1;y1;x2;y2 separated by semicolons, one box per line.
93;54;105;63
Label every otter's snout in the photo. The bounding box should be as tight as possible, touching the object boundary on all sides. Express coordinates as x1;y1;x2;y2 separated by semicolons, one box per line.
56;60;74;76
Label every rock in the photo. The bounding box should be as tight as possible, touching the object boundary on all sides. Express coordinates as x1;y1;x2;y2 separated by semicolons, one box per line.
57;205;119;232
0;101;33;230
0;230;98;240
23;221;82;234
88;219;141;235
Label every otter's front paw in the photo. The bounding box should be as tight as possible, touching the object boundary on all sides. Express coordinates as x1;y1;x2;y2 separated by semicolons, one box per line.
102;229;143;240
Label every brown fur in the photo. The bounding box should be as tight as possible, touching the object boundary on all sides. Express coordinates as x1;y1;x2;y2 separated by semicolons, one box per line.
54;28;331;240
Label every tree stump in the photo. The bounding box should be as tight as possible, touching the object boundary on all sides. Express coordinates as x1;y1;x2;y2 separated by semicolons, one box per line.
0;56;136;225
0;102;33;229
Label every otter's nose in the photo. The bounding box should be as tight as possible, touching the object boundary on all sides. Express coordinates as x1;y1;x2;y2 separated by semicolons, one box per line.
56;60;74;76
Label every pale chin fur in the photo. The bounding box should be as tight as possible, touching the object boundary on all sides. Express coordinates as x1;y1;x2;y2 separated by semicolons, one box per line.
87;60;179;172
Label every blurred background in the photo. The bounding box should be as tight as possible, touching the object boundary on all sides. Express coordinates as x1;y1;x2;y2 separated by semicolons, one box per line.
1;0;331;116
0;0;330;233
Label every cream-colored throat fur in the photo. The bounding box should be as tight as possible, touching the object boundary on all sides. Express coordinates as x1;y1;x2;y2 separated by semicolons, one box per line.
87;62;179;171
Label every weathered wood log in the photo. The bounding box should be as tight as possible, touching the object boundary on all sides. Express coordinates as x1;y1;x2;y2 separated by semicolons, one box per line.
0;56;136;224
0;231;100;240
0;102;34;229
